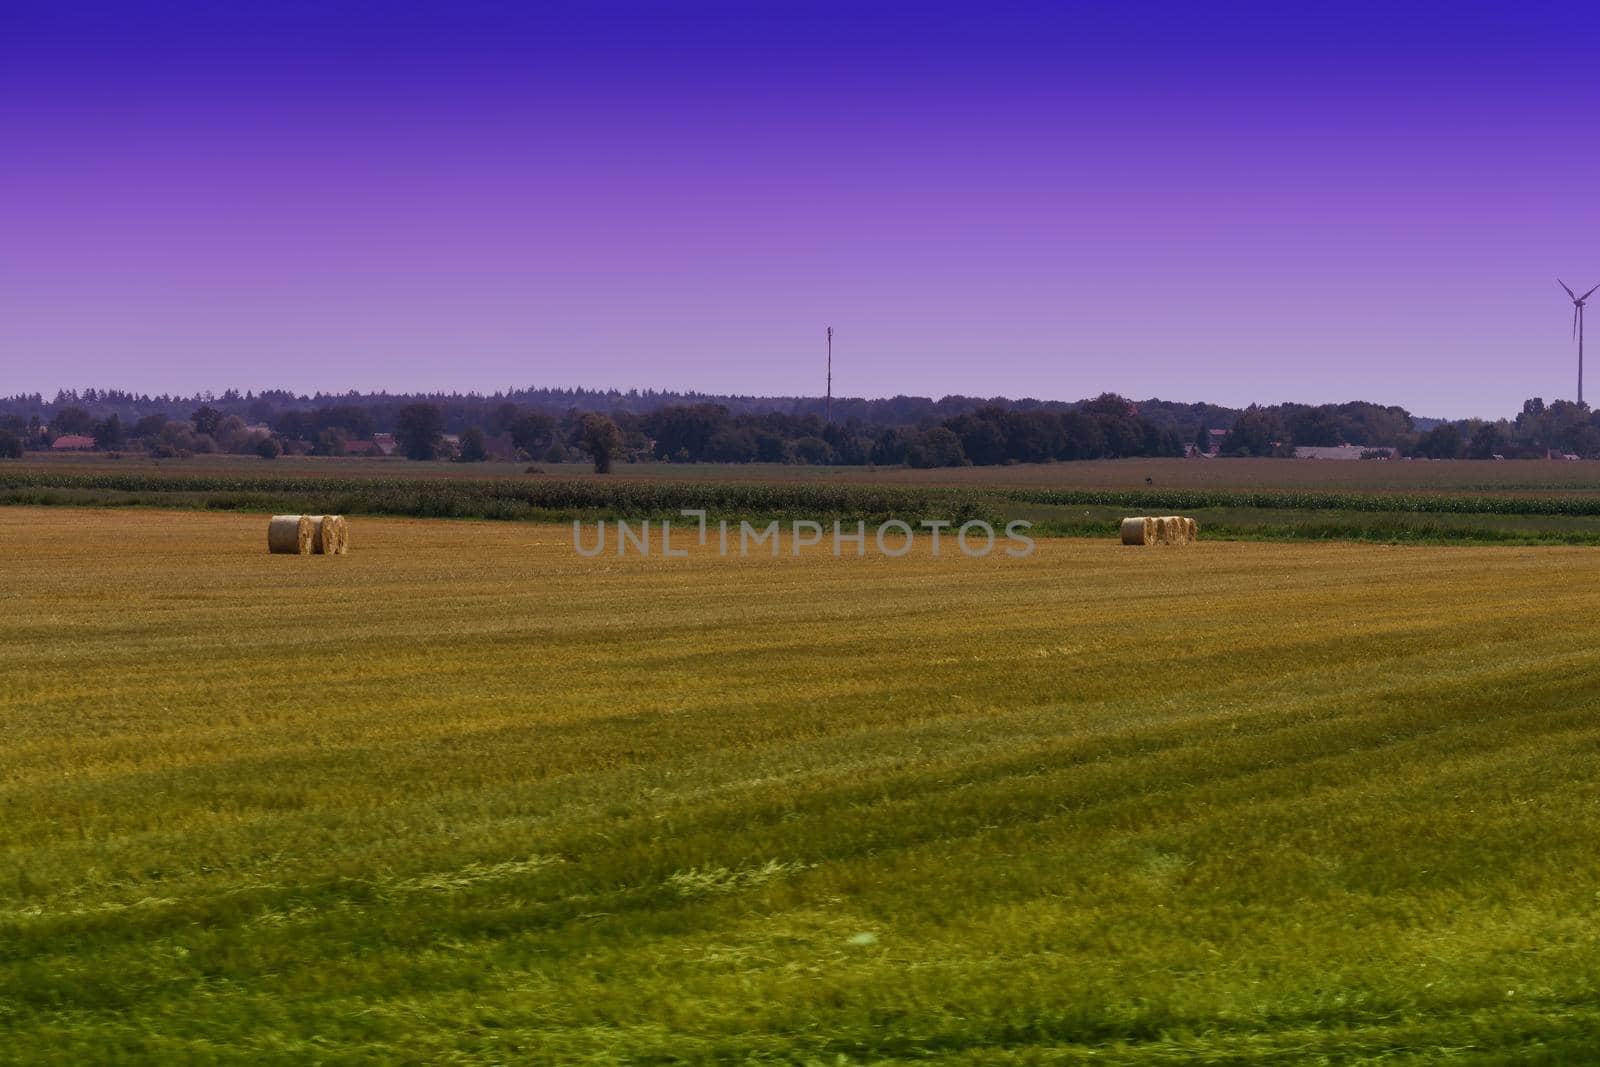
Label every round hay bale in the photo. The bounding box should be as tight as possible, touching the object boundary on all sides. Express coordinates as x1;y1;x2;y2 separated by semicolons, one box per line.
310;515;330;554
329;514;348;555
268;515;313;554
311;514;349;555
1120;517;1154;546
1186;517;1199;541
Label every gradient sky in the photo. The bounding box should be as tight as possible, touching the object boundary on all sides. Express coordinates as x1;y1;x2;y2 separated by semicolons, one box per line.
3;1;1599;417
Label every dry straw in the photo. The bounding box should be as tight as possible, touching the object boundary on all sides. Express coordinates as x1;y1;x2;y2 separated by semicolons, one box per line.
268;515;313;555
1120;516;1198;546
311;515;349;555
1120;517;1155;545
270;514;348;555
328;515;349;555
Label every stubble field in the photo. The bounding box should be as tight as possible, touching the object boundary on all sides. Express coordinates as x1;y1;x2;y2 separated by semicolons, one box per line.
4;508;1600;1063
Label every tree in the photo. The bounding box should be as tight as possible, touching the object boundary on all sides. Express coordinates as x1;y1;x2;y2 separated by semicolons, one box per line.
1467;421;1510;459
1194;424;1211;455
272;410;315;441
255;436;282;460
754;430;787;463
191;405;222;437
213;415;249;453
395;403;444;460
1414;423;1463;459
1003;410;1063;463
488;402;521;436
790;435;835;465
905;426;967;468
644;404;727;462
0;430;21;459
1546;400;1597;456
1083;393;1136;418
313;427;349;457
945;409;1008;465
1068;395;1147;458
457;426;489;462
1284;405;1343;447
52;406;93;436
322;405;375;439
1333;402;1413;447
706;426;758;462
576;413;624;473
1059;412;1106;460
1220;407;1289;457
509;412;556;453
92;414;126;451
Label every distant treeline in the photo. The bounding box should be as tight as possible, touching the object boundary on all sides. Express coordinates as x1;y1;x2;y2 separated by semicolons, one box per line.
2;384;1593;465
0;385;1237;430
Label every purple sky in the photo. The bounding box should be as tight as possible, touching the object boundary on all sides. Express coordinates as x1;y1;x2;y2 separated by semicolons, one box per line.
4;1;1599;417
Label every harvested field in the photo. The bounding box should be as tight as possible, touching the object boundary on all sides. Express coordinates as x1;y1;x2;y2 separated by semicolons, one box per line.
4;508;1600;1062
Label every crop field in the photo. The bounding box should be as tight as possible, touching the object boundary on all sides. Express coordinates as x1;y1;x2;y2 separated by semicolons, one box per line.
14;464;1600;545
5;507;1600;1063
19;452;1600;494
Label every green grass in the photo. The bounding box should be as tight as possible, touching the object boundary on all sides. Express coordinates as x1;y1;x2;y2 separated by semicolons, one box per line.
18;452;1600;494
14;467;1600;545
1020;503;1600;545
4;508;1600;1063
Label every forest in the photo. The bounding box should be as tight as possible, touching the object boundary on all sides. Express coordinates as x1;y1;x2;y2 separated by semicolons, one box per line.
2;386;1592;466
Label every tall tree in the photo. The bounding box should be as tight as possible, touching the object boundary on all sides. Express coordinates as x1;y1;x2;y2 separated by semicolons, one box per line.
1220;407;1290;457
457;426;489;462
191;405;222;437
51;405;93;436
577;413;624;473
395;403;444;460
509;412;556;453
1414;423;1463;459
92;414;126;451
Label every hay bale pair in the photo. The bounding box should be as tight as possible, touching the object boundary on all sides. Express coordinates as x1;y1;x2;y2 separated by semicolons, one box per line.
1119;515;1198;546
268;514;349;555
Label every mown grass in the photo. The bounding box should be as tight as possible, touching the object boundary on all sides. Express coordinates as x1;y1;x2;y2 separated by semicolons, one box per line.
4;508;1600;1063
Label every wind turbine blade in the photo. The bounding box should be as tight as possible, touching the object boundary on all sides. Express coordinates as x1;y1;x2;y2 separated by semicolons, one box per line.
1582;283;1600;302
1560;279;1577;299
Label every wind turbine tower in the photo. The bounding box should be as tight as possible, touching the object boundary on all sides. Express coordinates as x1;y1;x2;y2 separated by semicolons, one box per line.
1555;279;1593;404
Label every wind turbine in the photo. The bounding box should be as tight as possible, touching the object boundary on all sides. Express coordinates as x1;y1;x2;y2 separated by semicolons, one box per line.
1559;280;1600;405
